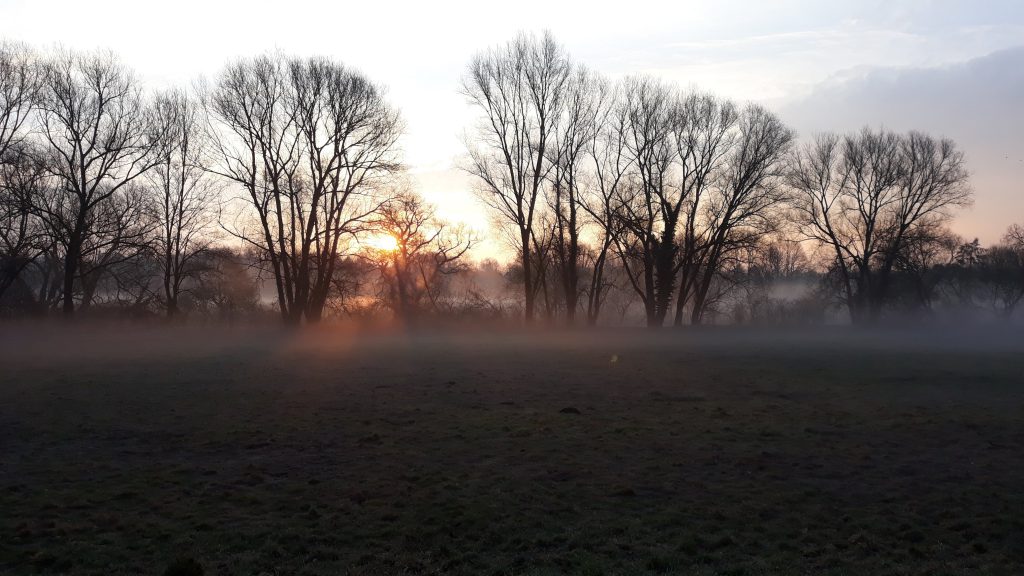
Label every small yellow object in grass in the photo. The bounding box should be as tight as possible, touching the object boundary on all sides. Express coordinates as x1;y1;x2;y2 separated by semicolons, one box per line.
610;354;619;364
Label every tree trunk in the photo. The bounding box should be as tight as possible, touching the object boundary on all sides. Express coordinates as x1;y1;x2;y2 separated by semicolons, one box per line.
61;229;83;318
521;229;534;323
586;241;610;326
673;270;691;327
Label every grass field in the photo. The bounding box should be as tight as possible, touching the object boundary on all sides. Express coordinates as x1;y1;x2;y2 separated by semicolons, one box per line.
1;325;1023;575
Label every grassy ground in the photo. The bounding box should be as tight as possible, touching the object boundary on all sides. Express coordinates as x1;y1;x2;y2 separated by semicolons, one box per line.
1;325;1023;575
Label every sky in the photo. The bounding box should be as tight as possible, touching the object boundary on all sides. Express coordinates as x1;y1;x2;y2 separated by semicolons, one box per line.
1;0;1022;256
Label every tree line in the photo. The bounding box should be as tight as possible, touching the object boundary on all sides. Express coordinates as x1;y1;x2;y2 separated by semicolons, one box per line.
1;34;1021;325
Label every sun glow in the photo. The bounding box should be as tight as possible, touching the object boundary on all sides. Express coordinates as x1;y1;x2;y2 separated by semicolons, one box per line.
366;234;400;252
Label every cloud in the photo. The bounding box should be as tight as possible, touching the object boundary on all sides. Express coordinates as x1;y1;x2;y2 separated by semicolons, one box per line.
779;46;1024;243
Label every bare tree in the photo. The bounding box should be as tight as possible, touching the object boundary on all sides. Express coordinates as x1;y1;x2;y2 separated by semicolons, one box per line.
891;220;960;312
686;104;794;324
669;92;740;325
581;82;793;327
579;80;631;325
1005;224;1024;250
369;188;474;322
462;31;570;323
790;128;971;323
34;50;162;317
207;54;402;324
546;67;603;324
0;41;36;161
0;144;49;303
74;183;158;312
613;76;677;327
975;225;1024;319
529;214;559;319
0;41;42;302
190;247;259;320
149;89;217;318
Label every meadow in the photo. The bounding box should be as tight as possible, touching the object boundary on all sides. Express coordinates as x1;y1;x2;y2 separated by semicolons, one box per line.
1;325;1023;575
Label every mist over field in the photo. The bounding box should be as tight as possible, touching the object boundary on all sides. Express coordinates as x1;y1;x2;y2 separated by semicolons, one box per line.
3;323;1024;575
3;2;1024;575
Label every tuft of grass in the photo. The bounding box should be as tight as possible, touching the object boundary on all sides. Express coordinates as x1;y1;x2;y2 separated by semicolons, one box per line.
163;557;203;576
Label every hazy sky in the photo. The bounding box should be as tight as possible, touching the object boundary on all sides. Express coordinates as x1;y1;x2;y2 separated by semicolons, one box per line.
1;0;1022;255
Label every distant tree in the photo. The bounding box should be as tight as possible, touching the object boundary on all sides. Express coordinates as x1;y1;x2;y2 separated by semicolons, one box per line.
789;128;971;323
1005;224;1024;251
976;225;1024;319
937;237;984;309
954;238;984;267
462;31;570;323
977;247;1024;319
369;188;474;322
735;238;823;324
319;255;369;316
72;183;157;312
761;238;811;279
890;221;960;312
189;247;259;320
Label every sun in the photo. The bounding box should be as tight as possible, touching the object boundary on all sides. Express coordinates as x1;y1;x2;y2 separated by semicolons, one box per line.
366;233;399;252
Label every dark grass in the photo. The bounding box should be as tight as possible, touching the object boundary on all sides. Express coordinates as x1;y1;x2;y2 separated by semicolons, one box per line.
1;326;1023;575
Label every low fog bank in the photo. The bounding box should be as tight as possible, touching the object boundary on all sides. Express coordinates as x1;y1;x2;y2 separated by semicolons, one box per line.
2;320;1022;370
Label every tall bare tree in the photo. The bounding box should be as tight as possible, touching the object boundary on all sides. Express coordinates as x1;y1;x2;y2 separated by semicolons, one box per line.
462;31;570;323
613;76;678;326
590;83;792;327
35;50;162;316
207;54;402;323
669;92;740;325
580;80;630;325
545;67;604;324
687;104;793;324
0;41;42;302
150;89;217;317
790;128;971;323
